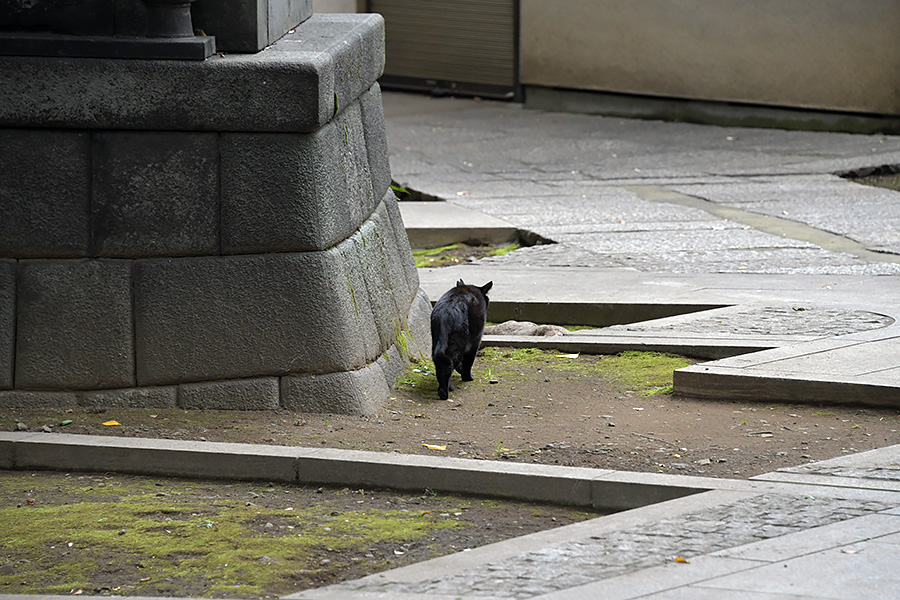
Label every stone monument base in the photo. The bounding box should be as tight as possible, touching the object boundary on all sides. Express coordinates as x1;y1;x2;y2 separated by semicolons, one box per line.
0;14;431;414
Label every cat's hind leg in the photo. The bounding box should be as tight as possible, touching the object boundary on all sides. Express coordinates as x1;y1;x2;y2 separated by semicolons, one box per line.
458;343;480;382
434;353;454;400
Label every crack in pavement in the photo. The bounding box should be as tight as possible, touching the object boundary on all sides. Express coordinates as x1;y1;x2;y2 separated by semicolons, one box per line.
625;184;900;265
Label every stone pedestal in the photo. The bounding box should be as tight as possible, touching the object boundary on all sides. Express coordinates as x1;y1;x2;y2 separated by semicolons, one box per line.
0;14;431;414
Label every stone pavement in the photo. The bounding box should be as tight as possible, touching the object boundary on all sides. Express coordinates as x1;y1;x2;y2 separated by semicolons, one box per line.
387;91;900;407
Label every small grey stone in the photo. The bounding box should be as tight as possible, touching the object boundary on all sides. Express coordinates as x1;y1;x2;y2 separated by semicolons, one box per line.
15;422;28;431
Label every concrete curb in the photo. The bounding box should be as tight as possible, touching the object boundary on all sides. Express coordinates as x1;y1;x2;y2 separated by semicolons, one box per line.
5;432;898;510
0;432;713;512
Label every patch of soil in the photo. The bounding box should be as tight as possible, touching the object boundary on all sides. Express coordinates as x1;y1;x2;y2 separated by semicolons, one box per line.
412;242;517;268
0;470;597;598
6;349;900;480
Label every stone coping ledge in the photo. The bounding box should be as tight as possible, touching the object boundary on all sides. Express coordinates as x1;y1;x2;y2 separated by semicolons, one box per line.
5;433;900;514
0;14;384;133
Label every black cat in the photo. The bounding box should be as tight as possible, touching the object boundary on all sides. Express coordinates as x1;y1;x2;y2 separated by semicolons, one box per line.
430;279;493;400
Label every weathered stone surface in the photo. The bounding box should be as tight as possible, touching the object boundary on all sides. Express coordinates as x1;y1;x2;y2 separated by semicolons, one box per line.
333;234;383;364
334;101;380;230
280;363;389;414
359;83;392;201
0;129;90;258
354;216;403;353
0;390;79;409
179;378;280;410
134;251;368;385
191;0;312;53
377;344;406;391
406;289;434;362
0;261;13;389
381;190;421;309
81;386;177;409
0;14;385;133
16;260;134;390
220;104;375;253
92;132;219;257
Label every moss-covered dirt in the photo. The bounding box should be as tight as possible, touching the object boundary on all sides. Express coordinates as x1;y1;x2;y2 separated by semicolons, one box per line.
412;242;520;268
0;470;597;598
5;349;899;478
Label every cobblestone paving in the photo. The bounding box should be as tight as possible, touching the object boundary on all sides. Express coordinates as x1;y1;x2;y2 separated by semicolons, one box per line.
782;465;900;481
333;494;893;598
602;306;894;338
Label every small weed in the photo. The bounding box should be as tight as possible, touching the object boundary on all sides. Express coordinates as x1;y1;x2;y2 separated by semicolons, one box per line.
494;440;526;458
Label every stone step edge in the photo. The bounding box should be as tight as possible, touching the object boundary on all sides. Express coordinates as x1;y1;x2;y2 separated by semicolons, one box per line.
5;432;895;514
0;431;769;513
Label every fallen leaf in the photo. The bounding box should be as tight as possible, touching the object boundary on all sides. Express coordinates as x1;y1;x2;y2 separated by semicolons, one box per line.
26;499;35;505
422;444;446;451
674;556;690;564
140;577;151;582
65;409;74;414
60;419;73;426
102;420;120;426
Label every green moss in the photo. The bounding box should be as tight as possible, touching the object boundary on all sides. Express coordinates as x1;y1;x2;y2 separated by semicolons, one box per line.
412;244;465;268
590;351;691;395
477;348;689;396
411;242;523;268
397;360;439;399
0;474;469;597
346;275;359;314
394;321;410;357
486;243;520;257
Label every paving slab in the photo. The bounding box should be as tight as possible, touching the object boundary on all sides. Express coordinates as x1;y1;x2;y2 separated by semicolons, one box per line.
398;201;520;249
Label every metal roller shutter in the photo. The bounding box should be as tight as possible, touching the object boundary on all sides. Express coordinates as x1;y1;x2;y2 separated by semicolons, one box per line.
369;0;519;99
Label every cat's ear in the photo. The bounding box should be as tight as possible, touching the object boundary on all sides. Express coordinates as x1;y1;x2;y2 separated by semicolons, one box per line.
481;281;493;294
457;279;466;287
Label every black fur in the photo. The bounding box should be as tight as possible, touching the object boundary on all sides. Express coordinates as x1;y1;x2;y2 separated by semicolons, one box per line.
430;279;493;400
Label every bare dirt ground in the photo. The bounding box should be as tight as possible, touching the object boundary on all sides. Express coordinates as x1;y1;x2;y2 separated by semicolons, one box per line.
6;348;900;480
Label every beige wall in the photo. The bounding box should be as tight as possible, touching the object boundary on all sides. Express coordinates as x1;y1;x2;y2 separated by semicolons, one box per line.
520;0;900;115
312;0;364;13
